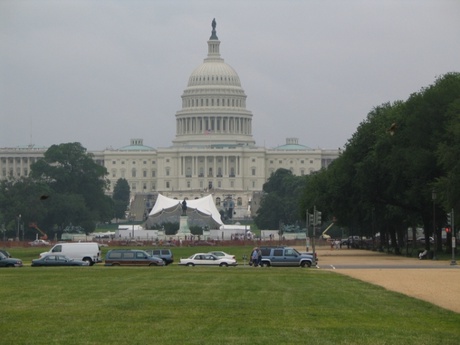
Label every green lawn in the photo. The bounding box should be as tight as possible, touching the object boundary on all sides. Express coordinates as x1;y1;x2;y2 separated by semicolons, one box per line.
1;246;459;345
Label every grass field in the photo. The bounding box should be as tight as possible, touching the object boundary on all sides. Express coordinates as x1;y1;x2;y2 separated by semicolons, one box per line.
1;246;459;345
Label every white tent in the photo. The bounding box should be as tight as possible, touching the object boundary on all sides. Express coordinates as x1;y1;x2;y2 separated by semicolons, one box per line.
148;194;223;226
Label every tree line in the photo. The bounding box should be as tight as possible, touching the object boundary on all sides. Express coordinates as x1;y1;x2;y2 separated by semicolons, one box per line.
0;143;130;240
255;73;460;254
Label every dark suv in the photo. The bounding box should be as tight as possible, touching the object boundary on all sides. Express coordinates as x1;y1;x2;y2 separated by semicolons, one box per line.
145;249;174;265
259;247;314;267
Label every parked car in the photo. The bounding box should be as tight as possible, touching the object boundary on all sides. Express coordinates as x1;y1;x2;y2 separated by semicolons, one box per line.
105;249;165;266
145;249;174;265
29;239;50;246
0;249;11;258
32;254;89;267
0;252;23;267
179;253;237;267
259;247;314;267
207;251;235;260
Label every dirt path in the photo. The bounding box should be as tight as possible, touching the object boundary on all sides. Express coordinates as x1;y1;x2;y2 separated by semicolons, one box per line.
311;248;460;313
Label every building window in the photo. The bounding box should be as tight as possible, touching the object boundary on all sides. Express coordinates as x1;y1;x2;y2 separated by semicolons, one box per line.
237;197;242;206
132;169;136;178
166;181;170;189
187;181;191;188
112;161;116;165
216;197;221;206
166;168;170;176
251;168;256;176
143;170;147;178
152;170;156;177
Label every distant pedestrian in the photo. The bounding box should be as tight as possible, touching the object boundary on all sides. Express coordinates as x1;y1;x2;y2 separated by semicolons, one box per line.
251;247;259;267
257;247;262;266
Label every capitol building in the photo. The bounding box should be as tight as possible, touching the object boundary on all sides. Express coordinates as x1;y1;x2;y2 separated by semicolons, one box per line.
0;20;339;220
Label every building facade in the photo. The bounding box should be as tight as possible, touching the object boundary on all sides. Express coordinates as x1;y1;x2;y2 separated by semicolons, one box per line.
1;20;339;220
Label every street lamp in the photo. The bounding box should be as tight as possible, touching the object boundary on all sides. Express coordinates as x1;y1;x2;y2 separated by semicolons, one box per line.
432;189;437;260
16;214;21;242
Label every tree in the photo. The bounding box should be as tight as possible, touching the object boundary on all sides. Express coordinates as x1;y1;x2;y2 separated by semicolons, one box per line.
0;177;51;239
255;169;306;229
113;178;130;220
30;142;113;233
299;72;460;254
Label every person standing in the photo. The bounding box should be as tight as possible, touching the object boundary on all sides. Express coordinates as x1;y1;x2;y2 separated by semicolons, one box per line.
257;247;262;267
251;247;259;267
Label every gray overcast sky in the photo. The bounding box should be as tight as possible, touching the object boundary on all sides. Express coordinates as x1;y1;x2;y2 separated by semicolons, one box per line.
1;0;459;151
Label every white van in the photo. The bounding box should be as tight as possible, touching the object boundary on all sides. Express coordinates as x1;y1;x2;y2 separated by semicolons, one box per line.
41;242;101;265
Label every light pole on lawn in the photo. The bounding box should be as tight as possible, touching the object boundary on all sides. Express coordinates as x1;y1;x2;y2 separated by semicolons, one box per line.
432;189;437;260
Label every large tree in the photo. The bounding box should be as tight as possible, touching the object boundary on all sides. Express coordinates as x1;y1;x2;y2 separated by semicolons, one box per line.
255;168;306;229
30;142;113;233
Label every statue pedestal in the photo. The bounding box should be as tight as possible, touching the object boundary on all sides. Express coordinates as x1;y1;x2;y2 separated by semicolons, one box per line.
176;216;191;239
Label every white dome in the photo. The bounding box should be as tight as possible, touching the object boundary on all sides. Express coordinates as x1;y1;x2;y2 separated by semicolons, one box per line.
188;61;241;87
172;19;255;147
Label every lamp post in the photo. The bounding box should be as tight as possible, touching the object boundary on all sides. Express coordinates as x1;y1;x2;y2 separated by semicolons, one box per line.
16;214;21;242
432;189;437;260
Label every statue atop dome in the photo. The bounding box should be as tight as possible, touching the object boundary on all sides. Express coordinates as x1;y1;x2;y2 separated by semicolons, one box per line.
210;18;218;40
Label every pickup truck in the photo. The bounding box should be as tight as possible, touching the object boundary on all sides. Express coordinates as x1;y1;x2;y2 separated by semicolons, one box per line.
259;247;314;267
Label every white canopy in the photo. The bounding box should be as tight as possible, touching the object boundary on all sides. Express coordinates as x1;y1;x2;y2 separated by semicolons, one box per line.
149;194;223;226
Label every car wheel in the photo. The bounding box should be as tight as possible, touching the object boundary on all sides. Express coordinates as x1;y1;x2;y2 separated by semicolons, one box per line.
186;263;194;266
219;262;228;267
6;264;14;267
83;258;93;266
261;261;270;267
301;261;311;268
112;263;120;266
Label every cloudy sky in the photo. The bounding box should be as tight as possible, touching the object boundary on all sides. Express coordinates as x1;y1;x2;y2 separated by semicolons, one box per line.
1;0;459;151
